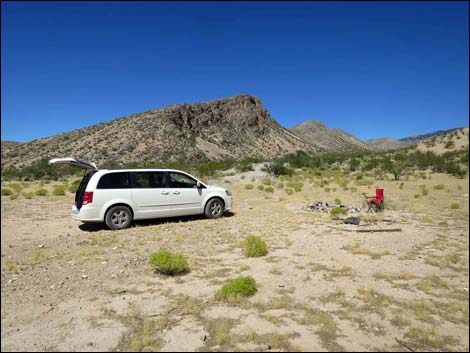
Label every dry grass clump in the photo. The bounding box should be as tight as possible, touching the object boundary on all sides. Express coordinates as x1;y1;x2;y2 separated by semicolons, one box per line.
148;250;189;275
242;236;267;257
215;276;257;302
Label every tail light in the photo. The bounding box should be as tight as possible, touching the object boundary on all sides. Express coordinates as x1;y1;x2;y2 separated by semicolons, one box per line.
83;191;94;205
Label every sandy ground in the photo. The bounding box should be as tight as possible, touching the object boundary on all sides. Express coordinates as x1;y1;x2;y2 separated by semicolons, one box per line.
1;171;469;352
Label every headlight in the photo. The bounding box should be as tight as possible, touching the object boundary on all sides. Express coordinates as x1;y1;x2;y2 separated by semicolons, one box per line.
225;189;232;196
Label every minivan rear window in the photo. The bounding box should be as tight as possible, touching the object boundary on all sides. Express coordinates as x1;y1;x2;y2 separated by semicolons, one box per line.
97;172;130;189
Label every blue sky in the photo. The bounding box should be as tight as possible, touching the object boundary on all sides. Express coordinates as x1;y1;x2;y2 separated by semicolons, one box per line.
1;1;468;142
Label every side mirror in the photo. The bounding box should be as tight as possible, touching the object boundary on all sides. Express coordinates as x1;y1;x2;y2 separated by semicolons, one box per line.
196;181;202;188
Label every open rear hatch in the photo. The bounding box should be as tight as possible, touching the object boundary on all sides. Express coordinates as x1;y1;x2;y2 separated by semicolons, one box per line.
49;157;98;209
48;157;98;170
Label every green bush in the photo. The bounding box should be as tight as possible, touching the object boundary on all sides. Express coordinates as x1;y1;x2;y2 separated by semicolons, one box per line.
263;162;293;177
433;184;445;190
451;203;460;209
215;276;257;301
22;191;34;199
148;250;189;275
277;182;284;189
52;185;66;196
334;198;342;205
242;236;267;257
421;188;429;196
257;185;264;191
7;183;23;193
285;188;294;195
330;207;347;220
35;188;48;196
264;186;274;193
68;178;82;193
1;188;13;196
244;184;254;190
261;178;271;185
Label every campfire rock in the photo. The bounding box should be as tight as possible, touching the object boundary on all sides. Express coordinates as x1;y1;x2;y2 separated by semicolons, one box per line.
344;217;361;225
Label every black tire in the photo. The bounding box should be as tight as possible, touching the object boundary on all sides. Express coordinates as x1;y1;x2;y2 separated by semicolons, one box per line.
105;205;133;230
204;198;224;219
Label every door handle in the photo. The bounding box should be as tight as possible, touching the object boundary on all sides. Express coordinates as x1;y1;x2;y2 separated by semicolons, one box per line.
173;191;181;195
161;191;169;195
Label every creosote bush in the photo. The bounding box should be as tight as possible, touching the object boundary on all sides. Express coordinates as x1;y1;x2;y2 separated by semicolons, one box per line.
1;188;13;196
52;185;66;196
450;203;460;209
215;276;257;301
264;186;274;193
244;184;254;190
148;250;189;275
330;207;347;220
35;188;48;196
242;236;268;257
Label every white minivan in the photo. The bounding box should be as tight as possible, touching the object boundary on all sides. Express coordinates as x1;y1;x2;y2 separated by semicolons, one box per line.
49;158;233;230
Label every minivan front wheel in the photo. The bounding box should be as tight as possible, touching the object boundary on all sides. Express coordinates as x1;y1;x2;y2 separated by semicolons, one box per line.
205;198;224;219
105;205;133;230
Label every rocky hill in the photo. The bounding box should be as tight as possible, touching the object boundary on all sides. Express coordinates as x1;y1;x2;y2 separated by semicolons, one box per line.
366;127;466;151
1;95;322;169
413;127;468;155
364;138;408;151
289;120;372;152
1;141;22;153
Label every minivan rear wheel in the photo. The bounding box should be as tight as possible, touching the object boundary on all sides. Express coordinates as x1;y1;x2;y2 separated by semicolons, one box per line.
204;198;224;219
105;205;132;230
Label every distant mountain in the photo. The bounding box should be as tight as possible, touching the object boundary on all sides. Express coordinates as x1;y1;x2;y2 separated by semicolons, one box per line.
1;95;321;169
364;138;408;151
289;120;372;152
1;141;22;153
366;127;467;151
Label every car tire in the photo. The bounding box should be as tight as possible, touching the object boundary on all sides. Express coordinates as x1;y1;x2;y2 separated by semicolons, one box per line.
205;198;224;219
105;205;133;230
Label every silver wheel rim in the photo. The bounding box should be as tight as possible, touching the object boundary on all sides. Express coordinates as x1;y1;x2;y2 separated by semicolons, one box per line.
210;201;222;216
111;210;128;226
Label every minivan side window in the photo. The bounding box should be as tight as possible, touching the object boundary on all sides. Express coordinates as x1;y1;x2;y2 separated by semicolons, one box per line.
134;172;167;188
168;172;197;188
97;172;130;189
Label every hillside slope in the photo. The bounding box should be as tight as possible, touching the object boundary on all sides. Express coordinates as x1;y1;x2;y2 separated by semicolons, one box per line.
1;95;320;169
290;120;372;152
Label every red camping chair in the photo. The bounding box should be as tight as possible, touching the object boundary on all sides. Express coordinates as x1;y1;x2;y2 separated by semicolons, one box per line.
365;189;384;212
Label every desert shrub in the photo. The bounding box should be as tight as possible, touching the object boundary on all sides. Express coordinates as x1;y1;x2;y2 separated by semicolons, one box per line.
35;188;48;196
263;162;293;177
286;181;303;192
451;203;460;209
324;187;331;192
421;188;429;196
68;178;82;193
22;191;34;199
261;178;271;185
399;182;404;190
350;187;358;193
242;236;267;257
330;207;347;220
277;182;284;189
236;160;254;172
223;180;231;184
7;183;23;193
334;198;342;205
257;185;264;191
52;185;66;196
240;175;245;179
355;173;363;180
264;186;274;193
414;194;420;198
215;276;257;301
285;188;294;195
433;184;445;190
148;250;189;275
244;184;254;190
1;188;13;196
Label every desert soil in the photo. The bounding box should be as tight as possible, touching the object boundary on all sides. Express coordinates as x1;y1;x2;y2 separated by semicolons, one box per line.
1;170;469;352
